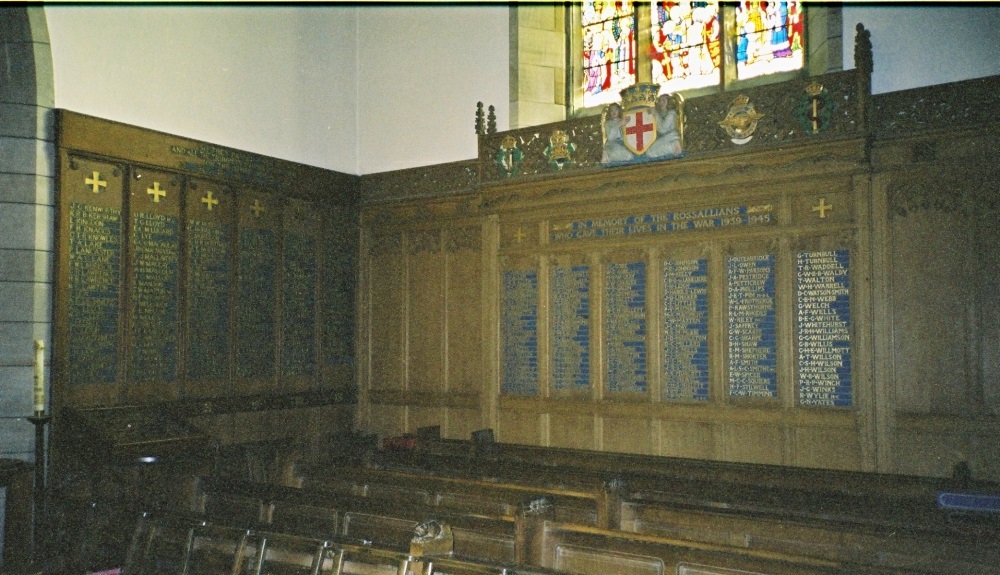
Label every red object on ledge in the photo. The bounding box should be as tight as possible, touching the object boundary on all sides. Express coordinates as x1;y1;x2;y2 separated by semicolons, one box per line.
382;434;417;450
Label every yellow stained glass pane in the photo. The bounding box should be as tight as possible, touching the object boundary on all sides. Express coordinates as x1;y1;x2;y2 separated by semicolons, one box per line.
650;1;721;92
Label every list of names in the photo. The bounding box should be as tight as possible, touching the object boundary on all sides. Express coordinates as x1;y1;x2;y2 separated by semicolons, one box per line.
501;269;538;394
68;202;122;385
797;250;852;406
551;265;590;392
187;219;230;381
605;261;647;393
130;212;179;383
727;254;777;398
663;259;710;401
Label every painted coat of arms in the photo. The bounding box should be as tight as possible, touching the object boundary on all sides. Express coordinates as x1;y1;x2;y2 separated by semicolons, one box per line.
602;82;684;166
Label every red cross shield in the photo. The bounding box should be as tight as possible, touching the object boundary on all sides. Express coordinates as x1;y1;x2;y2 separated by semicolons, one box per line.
622;108;657;155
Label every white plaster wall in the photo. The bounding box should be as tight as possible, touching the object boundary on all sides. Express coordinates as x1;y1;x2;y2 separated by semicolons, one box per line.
41;4;1000;175
354;5;510;174
45;5;358;173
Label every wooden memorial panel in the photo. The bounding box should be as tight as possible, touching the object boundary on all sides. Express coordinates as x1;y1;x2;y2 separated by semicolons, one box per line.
59;155;125;406
725;248;778;401
185;179;235;395
500;257;540;396
661;245;712;402
406;229;444;394
282;198;320;389
235;190;281;392
603;251;649;396
794;238;853;408
127;167;182;403
321;206;357;375
549;253;592;396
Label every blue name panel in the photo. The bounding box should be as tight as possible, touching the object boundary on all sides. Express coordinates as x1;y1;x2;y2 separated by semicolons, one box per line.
727;254;777;398
797;249;852;407
551;265;591;392
663;258;710;401
605;261;647;393
502;269;539;394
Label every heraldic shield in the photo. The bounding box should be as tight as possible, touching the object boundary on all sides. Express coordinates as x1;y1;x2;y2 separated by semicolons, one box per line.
602;82;684;166
622;107;657;155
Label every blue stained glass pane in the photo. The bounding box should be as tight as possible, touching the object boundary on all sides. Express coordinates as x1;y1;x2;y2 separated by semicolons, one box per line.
736;1;805;80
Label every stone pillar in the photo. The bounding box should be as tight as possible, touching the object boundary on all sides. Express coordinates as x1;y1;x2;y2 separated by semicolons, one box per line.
0;4;55;471
509;4;567;129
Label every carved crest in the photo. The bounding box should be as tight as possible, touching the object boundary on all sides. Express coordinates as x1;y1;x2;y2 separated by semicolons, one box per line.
495;135;523;177
719;95;765;145
545;129;576;170
602;83;684;166
798;82;832;134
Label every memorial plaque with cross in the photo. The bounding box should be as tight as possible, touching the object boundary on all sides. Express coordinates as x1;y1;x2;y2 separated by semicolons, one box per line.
185;180;233;390
63;158;124;394
237;190;281;388
128;168;181;399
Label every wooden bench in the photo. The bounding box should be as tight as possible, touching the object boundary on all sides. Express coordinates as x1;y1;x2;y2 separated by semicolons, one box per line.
369;438;1000;538
301;451;1000;574
124;511;562;575
196;476;520;564
125;506;941;575
407;436;994;504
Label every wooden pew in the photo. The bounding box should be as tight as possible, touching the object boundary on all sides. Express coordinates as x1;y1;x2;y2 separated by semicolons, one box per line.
521;518;913;575
616;496;1000;574
197;476;520;563
126;508;940;575
370;438;999;538
408;436;994;505
124;512;558;575
301;465;599;525
305;449;1000;574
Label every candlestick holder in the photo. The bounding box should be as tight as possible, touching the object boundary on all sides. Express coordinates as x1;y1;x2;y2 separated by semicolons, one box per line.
27;412;51;568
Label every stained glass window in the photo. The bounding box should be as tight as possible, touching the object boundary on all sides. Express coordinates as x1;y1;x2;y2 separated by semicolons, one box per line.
650;1;721;93
582;1;637;108
735;1;805;80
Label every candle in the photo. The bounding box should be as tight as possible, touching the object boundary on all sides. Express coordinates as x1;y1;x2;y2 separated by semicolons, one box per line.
33;340;45;414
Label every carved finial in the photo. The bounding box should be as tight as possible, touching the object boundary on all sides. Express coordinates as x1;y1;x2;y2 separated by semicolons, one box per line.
604;475;628;493
854;23;873;75
521;496;554;516
487;105;497;134
475;102;485;136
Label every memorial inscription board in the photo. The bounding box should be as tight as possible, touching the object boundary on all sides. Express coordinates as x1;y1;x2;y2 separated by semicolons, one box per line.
727;254;777;398
501;268;539;394
796;249;852;407
186;183;232;382
68;195;122;386
551;204;774;242
663;258;710;401
129;172;180;383
551;264;590;392
235;193;280;382
605;261;647;393
282;231;318;377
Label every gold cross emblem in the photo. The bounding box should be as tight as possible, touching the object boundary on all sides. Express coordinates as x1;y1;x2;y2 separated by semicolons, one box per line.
514;227;527;243
250;199;265;217
201;191;219;211
147;182;166;203
812;198;833;219
84;171;107;194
